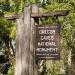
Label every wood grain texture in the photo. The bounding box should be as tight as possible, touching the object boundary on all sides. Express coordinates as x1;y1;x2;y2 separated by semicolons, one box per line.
15;5;31;75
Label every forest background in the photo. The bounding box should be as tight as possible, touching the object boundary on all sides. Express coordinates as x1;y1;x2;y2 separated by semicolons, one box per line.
0;0;75;75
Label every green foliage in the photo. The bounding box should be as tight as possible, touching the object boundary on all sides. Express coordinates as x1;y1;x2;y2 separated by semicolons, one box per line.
0;0;75;75
0;17;9;38
0;18;15;40
9;23;16;39
0;0;24;15
7;64;14;75
43;3;73;12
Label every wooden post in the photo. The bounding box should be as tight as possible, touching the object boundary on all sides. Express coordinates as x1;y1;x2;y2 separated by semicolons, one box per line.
15;4;39;75
29;15;34;75
31;4;39;75
15;15;23;75
15;4;31;75
29;4;36;75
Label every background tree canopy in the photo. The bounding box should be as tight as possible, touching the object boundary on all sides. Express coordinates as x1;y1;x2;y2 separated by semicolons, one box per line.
0;0;75;75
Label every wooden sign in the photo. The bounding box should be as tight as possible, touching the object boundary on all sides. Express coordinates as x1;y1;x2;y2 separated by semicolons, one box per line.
35;25;60;60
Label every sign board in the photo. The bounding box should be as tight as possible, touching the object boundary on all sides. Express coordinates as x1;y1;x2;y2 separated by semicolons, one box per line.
35;25;60;60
